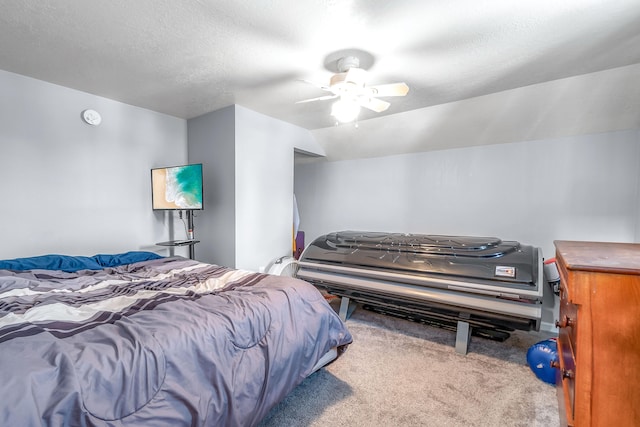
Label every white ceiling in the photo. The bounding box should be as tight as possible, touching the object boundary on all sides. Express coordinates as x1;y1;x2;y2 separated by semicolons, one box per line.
1;0;640;160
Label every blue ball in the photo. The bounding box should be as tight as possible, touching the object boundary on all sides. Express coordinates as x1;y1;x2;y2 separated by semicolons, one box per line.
526;338;558;385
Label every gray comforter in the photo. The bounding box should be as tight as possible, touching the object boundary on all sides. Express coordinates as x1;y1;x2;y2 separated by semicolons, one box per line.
0;256;352;426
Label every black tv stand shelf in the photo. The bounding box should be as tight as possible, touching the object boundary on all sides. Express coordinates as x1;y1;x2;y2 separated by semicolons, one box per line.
156;240;200;259
156;239;200;247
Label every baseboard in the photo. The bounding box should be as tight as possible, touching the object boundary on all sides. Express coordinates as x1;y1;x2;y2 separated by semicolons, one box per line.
540;321;558;333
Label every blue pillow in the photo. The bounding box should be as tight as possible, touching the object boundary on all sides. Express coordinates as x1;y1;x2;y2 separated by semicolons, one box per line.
0;251;163;272
0;254;103;272
92;251;163;268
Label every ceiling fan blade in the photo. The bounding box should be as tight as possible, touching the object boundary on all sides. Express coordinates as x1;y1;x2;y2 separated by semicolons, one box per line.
295;94;338;104
368;82;409;97
298;79;331;92
358;97;390;113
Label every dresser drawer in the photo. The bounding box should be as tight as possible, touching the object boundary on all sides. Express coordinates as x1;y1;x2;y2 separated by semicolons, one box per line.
556;267;578;426
557;279;578;357
557;331;576;425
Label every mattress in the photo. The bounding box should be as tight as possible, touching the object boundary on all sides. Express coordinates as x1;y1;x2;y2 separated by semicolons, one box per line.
297;231;544;352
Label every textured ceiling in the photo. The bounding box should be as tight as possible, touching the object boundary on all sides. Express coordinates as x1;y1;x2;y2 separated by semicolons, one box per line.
1;0;640;160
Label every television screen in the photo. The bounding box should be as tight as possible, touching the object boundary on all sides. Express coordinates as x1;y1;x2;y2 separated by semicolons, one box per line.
151;164;203;210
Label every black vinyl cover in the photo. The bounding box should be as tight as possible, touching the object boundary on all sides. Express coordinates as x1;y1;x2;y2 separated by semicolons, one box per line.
301;231;539;289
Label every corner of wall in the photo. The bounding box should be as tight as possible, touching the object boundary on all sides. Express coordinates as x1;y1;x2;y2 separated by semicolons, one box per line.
187;105;237;267
635;128;640;242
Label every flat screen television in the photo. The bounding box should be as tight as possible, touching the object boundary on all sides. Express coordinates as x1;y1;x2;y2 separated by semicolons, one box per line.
151;163;203;210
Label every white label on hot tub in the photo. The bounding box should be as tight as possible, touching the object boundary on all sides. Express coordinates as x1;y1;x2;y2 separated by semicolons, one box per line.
495;265;516;278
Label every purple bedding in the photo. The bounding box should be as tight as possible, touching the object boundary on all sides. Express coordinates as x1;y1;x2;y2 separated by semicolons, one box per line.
0;256;352;426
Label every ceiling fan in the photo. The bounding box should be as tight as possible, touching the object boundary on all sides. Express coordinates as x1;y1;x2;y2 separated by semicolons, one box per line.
297;56;409;122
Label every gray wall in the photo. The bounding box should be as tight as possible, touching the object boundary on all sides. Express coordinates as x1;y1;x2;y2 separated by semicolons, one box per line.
0;70;188;259
187;105;237;267
295;129;640;256
234;106;295;271
636;139;640;242
0;66;323;270
187;104;323;271
294;129;640;329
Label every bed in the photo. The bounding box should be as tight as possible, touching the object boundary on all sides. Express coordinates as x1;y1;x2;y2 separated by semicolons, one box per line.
0;252;352;426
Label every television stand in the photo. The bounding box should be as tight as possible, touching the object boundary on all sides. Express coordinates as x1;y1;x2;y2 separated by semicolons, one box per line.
156;210;199;259
156;240;200;259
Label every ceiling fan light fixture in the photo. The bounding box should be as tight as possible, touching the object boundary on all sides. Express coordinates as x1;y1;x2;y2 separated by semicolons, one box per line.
297;53;408;122
331;98;361;123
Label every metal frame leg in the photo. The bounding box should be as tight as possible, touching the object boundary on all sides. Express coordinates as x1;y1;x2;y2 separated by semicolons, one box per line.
338;296;357;321
455;318;472;355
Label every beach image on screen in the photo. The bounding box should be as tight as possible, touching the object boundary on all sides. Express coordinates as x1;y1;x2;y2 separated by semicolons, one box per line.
152;164;203;209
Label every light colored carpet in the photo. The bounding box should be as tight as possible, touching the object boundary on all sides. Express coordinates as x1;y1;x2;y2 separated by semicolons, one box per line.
259;302;559;427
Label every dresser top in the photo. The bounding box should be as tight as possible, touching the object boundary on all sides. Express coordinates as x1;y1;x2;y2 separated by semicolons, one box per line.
555;240;640;275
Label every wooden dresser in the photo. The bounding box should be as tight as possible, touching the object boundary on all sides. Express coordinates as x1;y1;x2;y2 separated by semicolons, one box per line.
554;241;640;427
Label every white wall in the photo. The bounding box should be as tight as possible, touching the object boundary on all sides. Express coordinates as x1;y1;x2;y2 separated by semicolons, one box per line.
235;105;325;271
295;129;640;257
295;129;640;329
636;129;640;243
0;70;188;259
187;106;237;267
234;106;292;271
187;104;322;272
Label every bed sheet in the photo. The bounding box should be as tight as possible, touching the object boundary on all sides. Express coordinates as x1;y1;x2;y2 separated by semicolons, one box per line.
0;256;352;426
